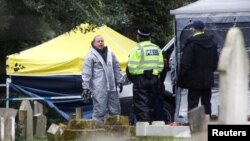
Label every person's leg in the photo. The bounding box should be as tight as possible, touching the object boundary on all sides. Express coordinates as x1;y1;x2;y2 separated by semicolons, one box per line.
151;77;165;122
188;89;200;112
153;93;166;121
92;91;108;122
107;91;121;115
133;76;150;122
201;88;212;115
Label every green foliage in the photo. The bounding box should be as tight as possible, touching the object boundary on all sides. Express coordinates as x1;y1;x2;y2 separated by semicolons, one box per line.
125;0;196;47
15;121;26;141
22;0;132;34
0;0;55;83
0;0;14;32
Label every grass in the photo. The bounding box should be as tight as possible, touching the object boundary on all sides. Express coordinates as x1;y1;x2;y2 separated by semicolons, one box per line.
32;136;191;141
33;137;47;141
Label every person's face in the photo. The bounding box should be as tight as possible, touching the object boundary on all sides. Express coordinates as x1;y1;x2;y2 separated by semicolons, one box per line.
191;27;203;35
93;36;105;49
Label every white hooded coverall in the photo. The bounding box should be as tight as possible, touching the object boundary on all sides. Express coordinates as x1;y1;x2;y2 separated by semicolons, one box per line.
82;47;123;121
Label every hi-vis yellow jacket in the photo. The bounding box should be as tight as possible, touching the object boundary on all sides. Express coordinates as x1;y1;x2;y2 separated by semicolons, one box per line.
128;41;164;75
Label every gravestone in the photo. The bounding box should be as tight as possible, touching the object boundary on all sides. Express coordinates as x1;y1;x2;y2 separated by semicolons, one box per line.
0;108;17;141
19;100;33;141
218;27;249;124
34;113;47;138
33;101;43;115
188;106;207;134
75;107;83;119
0;117;3;141
47;123;61;141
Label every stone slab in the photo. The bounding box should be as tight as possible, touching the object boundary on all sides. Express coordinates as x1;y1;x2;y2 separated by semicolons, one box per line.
136;122;191;138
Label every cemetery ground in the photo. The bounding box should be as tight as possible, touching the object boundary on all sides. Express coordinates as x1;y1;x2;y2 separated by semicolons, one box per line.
32;137;189;141
33;138;46;141
32;137;191;141
7;100;190;141
13;90;250;141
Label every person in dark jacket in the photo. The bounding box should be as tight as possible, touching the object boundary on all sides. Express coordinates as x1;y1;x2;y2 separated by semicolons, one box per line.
177;20;218;115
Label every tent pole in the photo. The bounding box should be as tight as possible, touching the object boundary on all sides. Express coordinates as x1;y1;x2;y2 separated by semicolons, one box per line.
6;78;11;108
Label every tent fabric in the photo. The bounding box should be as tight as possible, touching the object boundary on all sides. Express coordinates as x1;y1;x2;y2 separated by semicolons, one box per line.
6;24;136;76
170;0;250;15
9;75;92;120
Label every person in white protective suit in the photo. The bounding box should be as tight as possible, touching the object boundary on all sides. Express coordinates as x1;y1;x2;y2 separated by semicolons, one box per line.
81;35;123;123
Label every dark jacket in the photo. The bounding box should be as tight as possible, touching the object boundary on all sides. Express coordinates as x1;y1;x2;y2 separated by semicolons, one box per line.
177;33;218;89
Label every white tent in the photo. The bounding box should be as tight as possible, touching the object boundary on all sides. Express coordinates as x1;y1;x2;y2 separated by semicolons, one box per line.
170;0;250;51
170;0;250;119
171;0;250;14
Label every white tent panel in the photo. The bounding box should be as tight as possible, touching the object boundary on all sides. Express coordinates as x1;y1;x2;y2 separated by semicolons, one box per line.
170;0;250;15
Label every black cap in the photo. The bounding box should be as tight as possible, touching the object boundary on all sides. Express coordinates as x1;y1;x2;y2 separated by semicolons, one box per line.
191;20;205;30
137;25;151;37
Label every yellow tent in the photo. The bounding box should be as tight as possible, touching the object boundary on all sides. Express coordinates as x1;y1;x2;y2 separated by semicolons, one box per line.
6;24;136;76
5;24;136;120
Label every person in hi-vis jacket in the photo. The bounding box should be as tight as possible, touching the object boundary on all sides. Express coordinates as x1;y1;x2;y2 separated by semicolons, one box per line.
82;35;123;123
126;26;164;123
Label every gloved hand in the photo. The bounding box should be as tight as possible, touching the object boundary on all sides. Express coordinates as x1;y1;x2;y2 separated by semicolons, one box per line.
117;83;123;93
81;89;91;103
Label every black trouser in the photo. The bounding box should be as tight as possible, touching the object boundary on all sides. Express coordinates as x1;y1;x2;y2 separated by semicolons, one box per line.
188;88;212;115
133;75;159;122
